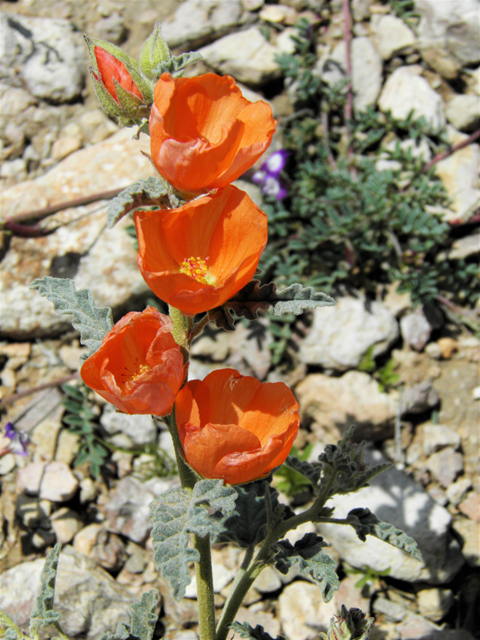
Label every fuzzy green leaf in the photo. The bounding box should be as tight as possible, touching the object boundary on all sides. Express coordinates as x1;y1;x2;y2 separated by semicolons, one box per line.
275;533;340;602
283;455;322;493
231;622;286;640
216;482;291;548
0;610;26;640
151;51;203;79
208;280;335;330
29;543;62;636
30;277;113;357
107;176;170;228
150;480;236;600
347;508;423;562
100;590;160;640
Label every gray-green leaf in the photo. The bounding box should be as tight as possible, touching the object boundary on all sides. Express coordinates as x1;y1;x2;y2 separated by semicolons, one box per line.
29;542;62;636
29;276;113;357
107;176;170;228
231;622;286;640
347;508;423;562
275;533;339;602
100;590;160;640
150;479;236;600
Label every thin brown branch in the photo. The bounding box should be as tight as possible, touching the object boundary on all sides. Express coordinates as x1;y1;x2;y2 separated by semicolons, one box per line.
1;187;122;231
422;128;480;173
0;373;79;409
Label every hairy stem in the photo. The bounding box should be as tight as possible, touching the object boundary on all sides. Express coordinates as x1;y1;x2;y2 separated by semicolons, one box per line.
194;533;217;640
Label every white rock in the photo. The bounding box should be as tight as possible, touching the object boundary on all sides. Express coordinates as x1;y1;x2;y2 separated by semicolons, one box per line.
0;129;153;340
379;66;445;132
0;547;136;639
50;507;83;543
163;0;243;48
295;371;398;442
417;587;454;622
0;12;85;102
448;231;480;260
39;461;79;502
0;453;15;475
298;295;399;370
278;581;338;639
351;0;374;22
400;311;432;351
370;14;416;60
318;449;464;583
445;94;480;132
434;126;480;223
100;405;158;446
253;566;283;593
316;37;383;113
185;562;235;597
17;461;47;495
446;478;472;507
199;26;282;85
259;4;297;24
415;0;480;78
427;447;464;488
419;423;461;456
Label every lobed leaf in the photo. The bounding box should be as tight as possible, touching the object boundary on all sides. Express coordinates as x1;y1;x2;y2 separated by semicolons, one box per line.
283;455;322;494
231;621;286;640
347;508;423;562
216;482;290;548
107;176;170;228
275;533;339;602
29;276;113;357
100;590;160;640
150;479;236;600
29;543;62;636
208;280;335;330
151;51;203;78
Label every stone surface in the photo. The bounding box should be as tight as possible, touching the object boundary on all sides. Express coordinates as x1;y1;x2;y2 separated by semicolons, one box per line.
445;94;480;132
0;129;153;339
73;523;126;571
50;507;83;543
458;491;480;522
16;461;47;495
105;475;176;543
417;587;454;622
452;518;480;566
0;547;136;639
415;0;480;78
378;66;446;133
234;605;281;640
419;423;461;456
0;12;85;102
448;230;480;260
299;295;399;370
318;449;464;584
370;14;416;60
434;126;480;222
427;447;464;488
315;37;383;113
100;404;158;446
39;461;79;502
400;381;439;416
163;0;244;48
295;371;398;442
400;311;432;351
199;26;282;85
446;478;472;507
259;4;297;24
278;581;338;639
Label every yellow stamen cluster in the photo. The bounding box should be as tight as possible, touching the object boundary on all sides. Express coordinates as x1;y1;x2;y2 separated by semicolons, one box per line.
180;256;209;284
129;363;151;382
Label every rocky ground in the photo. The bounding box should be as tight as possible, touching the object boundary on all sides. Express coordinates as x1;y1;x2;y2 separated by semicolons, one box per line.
0;0;479;639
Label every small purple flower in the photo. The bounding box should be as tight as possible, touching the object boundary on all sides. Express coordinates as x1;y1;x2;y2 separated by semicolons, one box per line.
253;149;289;201
2;421;29;456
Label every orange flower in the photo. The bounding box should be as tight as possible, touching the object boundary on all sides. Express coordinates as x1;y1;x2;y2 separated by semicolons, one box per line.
81;306;185;415
149;73;277;192
175;369;300;485
134;185;268;316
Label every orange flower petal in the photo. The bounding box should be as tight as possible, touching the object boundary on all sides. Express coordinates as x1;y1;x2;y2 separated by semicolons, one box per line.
80;306;185;415
175;369;299;484
95;46;143;103
134;185;267;316
149;73;276;192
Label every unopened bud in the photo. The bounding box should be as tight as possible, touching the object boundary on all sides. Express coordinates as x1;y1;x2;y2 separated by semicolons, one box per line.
139;22;171;81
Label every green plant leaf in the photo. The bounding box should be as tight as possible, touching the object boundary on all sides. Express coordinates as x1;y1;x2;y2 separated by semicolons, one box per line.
107;176;170;228
231;621;286;640
283;455;322;494
29;543;62;636
150;479;236;600
100;590;160;640
216;482;290;548
151;51;203;79
275;533;340;602
208;280;335;330
347;508;423;562
0;609;27;640
30;277;113;357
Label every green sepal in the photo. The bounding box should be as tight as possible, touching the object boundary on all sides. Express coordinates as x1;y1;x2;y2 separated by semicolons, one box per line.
89;67;126;118
113;78;151;118
139;22;172;81
320;605;374;640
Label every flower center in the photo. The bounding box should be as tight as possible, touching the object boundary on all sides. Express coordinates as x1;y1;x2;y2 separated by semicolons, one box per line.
180;256;214;285
129;363;151;381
